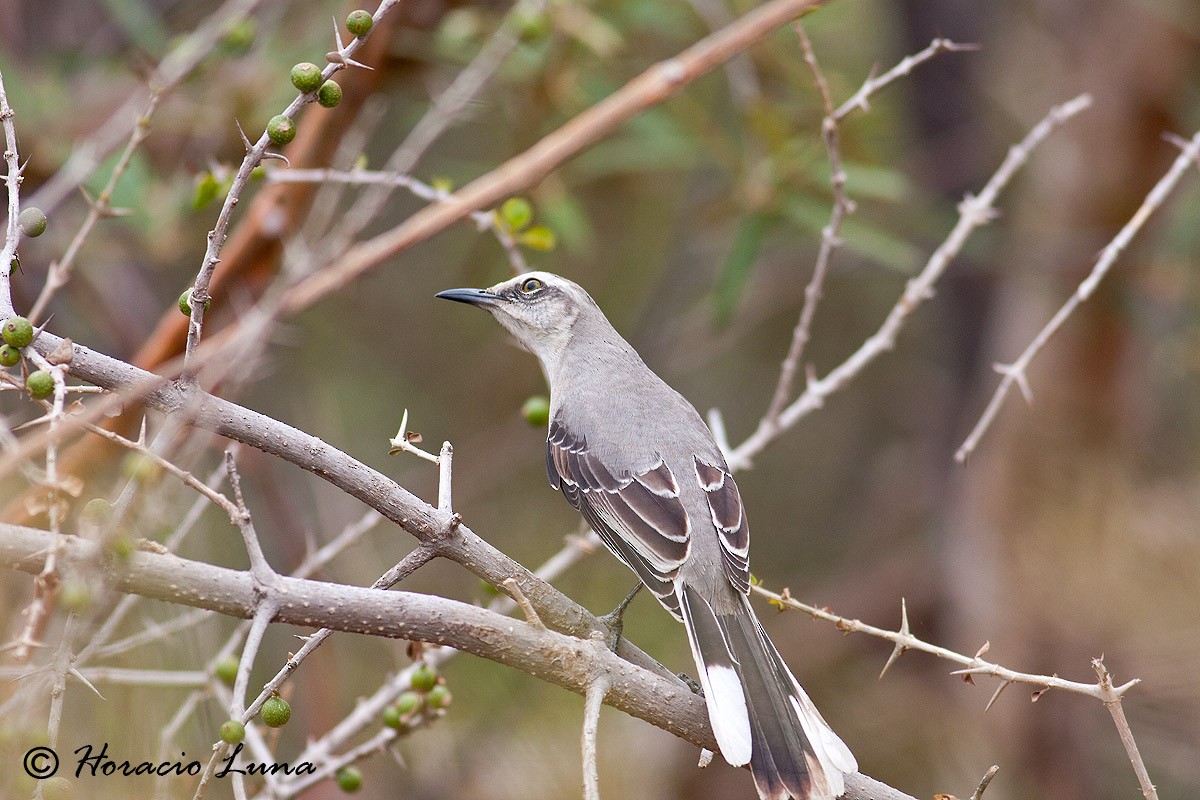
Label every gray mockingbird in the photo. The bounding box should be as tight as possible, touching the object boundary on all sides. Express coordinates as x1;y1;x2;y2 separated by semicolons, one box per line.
437;272;857;800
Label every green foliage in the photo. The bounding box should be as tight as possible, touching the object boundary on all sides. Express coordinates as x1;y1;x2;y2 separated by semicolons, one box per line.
519;225;556;251
714;213;775;323
500;197;534;231
192;172;222;210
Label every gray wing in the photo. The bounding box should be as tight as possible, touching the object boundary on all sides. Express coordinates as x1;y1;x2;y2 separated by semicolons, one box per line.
693;457;750;595
547;419;691;618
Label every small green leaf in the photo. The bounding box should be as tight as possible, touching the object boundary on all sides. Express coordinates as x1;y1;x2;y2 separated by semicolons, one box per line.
714;213;774;324
192;172;221;210
519;225;556;251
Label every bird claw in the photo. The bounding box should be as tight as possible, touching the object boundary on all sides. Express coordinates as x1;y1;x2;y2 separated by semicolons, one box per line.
598;582;643;653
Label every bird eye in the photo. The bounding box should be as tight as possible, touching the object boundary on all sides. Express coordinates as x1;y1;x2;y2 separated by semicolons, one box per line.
520;277;544;294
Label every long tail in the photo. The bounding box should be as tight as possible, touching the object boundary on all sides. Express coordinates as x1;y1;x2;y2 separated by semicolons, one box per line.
678;583;857;800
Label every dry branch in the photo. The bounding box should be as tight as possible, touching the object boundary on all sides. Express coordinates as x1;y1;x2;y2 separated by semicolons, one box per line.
0;521;915;800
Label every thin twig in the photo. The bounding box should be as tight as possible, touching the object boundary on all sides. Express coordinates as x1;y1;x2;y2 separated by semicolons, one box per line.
955;130;1200;462
1094;659;1158;800
28;0;277;214
269;167;530;272
727;93;1093;470
582;676;611;800
763;23;853;426
970;765;1000;800
277;0;832;314
833;37;978;121
183;0;404;366
437;441;454;512
751;583;1139;701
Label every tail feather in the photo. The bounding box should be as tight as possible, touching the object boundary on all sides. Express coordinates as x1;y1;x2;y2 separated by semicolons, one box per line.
679;584;856;800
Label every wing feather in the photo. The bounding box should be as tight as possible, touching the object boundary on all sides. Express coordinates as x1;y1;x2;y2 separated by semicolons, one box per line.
547;419;690;616
695;457;751;594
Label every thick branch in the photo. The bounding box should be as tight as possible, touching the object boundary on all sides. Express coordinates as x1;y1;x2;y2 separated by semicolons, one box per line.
1;522;913;800
20;329;674;682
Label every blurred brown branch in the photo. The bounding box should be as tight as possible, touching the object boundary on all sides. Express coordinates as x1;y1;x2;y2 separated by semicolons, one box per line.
277;0;831;315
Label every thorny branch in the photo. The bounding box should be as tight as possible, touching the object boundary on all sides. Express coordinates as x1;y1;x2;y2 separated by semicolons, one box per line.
276;0;831;314
752;583;1155;799
726;93;1094;470
0;522;915;800
954;130;1200;462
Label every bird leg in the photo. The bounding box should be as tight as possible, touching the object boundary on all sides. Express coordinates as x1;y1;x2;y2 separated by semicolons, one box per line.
598;582;643;652
676;672;704;696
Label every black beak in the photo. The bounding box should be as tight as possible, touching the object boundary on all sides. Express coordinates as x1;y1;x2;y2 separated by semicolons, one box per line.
435;287;504;307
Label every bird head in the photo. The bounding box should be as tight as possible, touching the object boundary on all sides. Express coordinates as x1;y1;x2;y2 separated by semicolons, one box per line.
436;271;591;369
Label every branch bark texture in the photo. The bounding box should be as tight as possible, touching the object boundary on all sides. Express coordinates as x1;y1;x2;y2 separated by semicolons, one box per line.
1;522;914;800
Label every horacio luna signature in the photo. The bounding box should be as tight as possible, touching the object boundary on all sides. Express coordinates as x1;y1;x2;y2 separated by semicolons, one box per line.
74;742;316;778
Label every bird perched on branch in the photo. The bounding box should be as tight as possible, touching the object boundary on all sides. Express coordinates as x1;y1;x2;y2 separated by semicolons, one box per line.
438;271;857;800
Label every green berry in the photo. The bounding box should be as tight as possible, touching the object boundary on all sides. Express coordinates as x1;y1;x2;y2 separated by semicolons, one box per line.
82;498;113;528
41;777;72;800
220;720;245;744
500;197;533;231
266;115;296;146
26;370;54;400
214;655;239;686
178;289;211;316
220;18;256;55
346;10;373;37
410;663;437;693
426;684;452;709
381;705;403;729
290;62;323;93
109;535;135;560
394;691;420;715
60;581;91;613
317;80;342;108
2;316;34;348
335;767;362;793
513;7;550;40
18;207;47;237
519;225;557;251
121;453;161;483
521;395;550;426
261;695;292;727
0;344;20;367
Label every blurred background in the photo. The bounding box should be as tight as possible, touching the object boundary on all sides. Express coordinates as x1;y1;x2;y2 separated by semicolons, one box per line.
2;0;1200;798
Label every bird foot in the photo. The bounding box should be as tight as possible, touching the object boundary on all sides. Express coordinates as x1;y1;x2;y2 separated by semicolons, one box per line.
677;672;704;696
598;582;643;653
